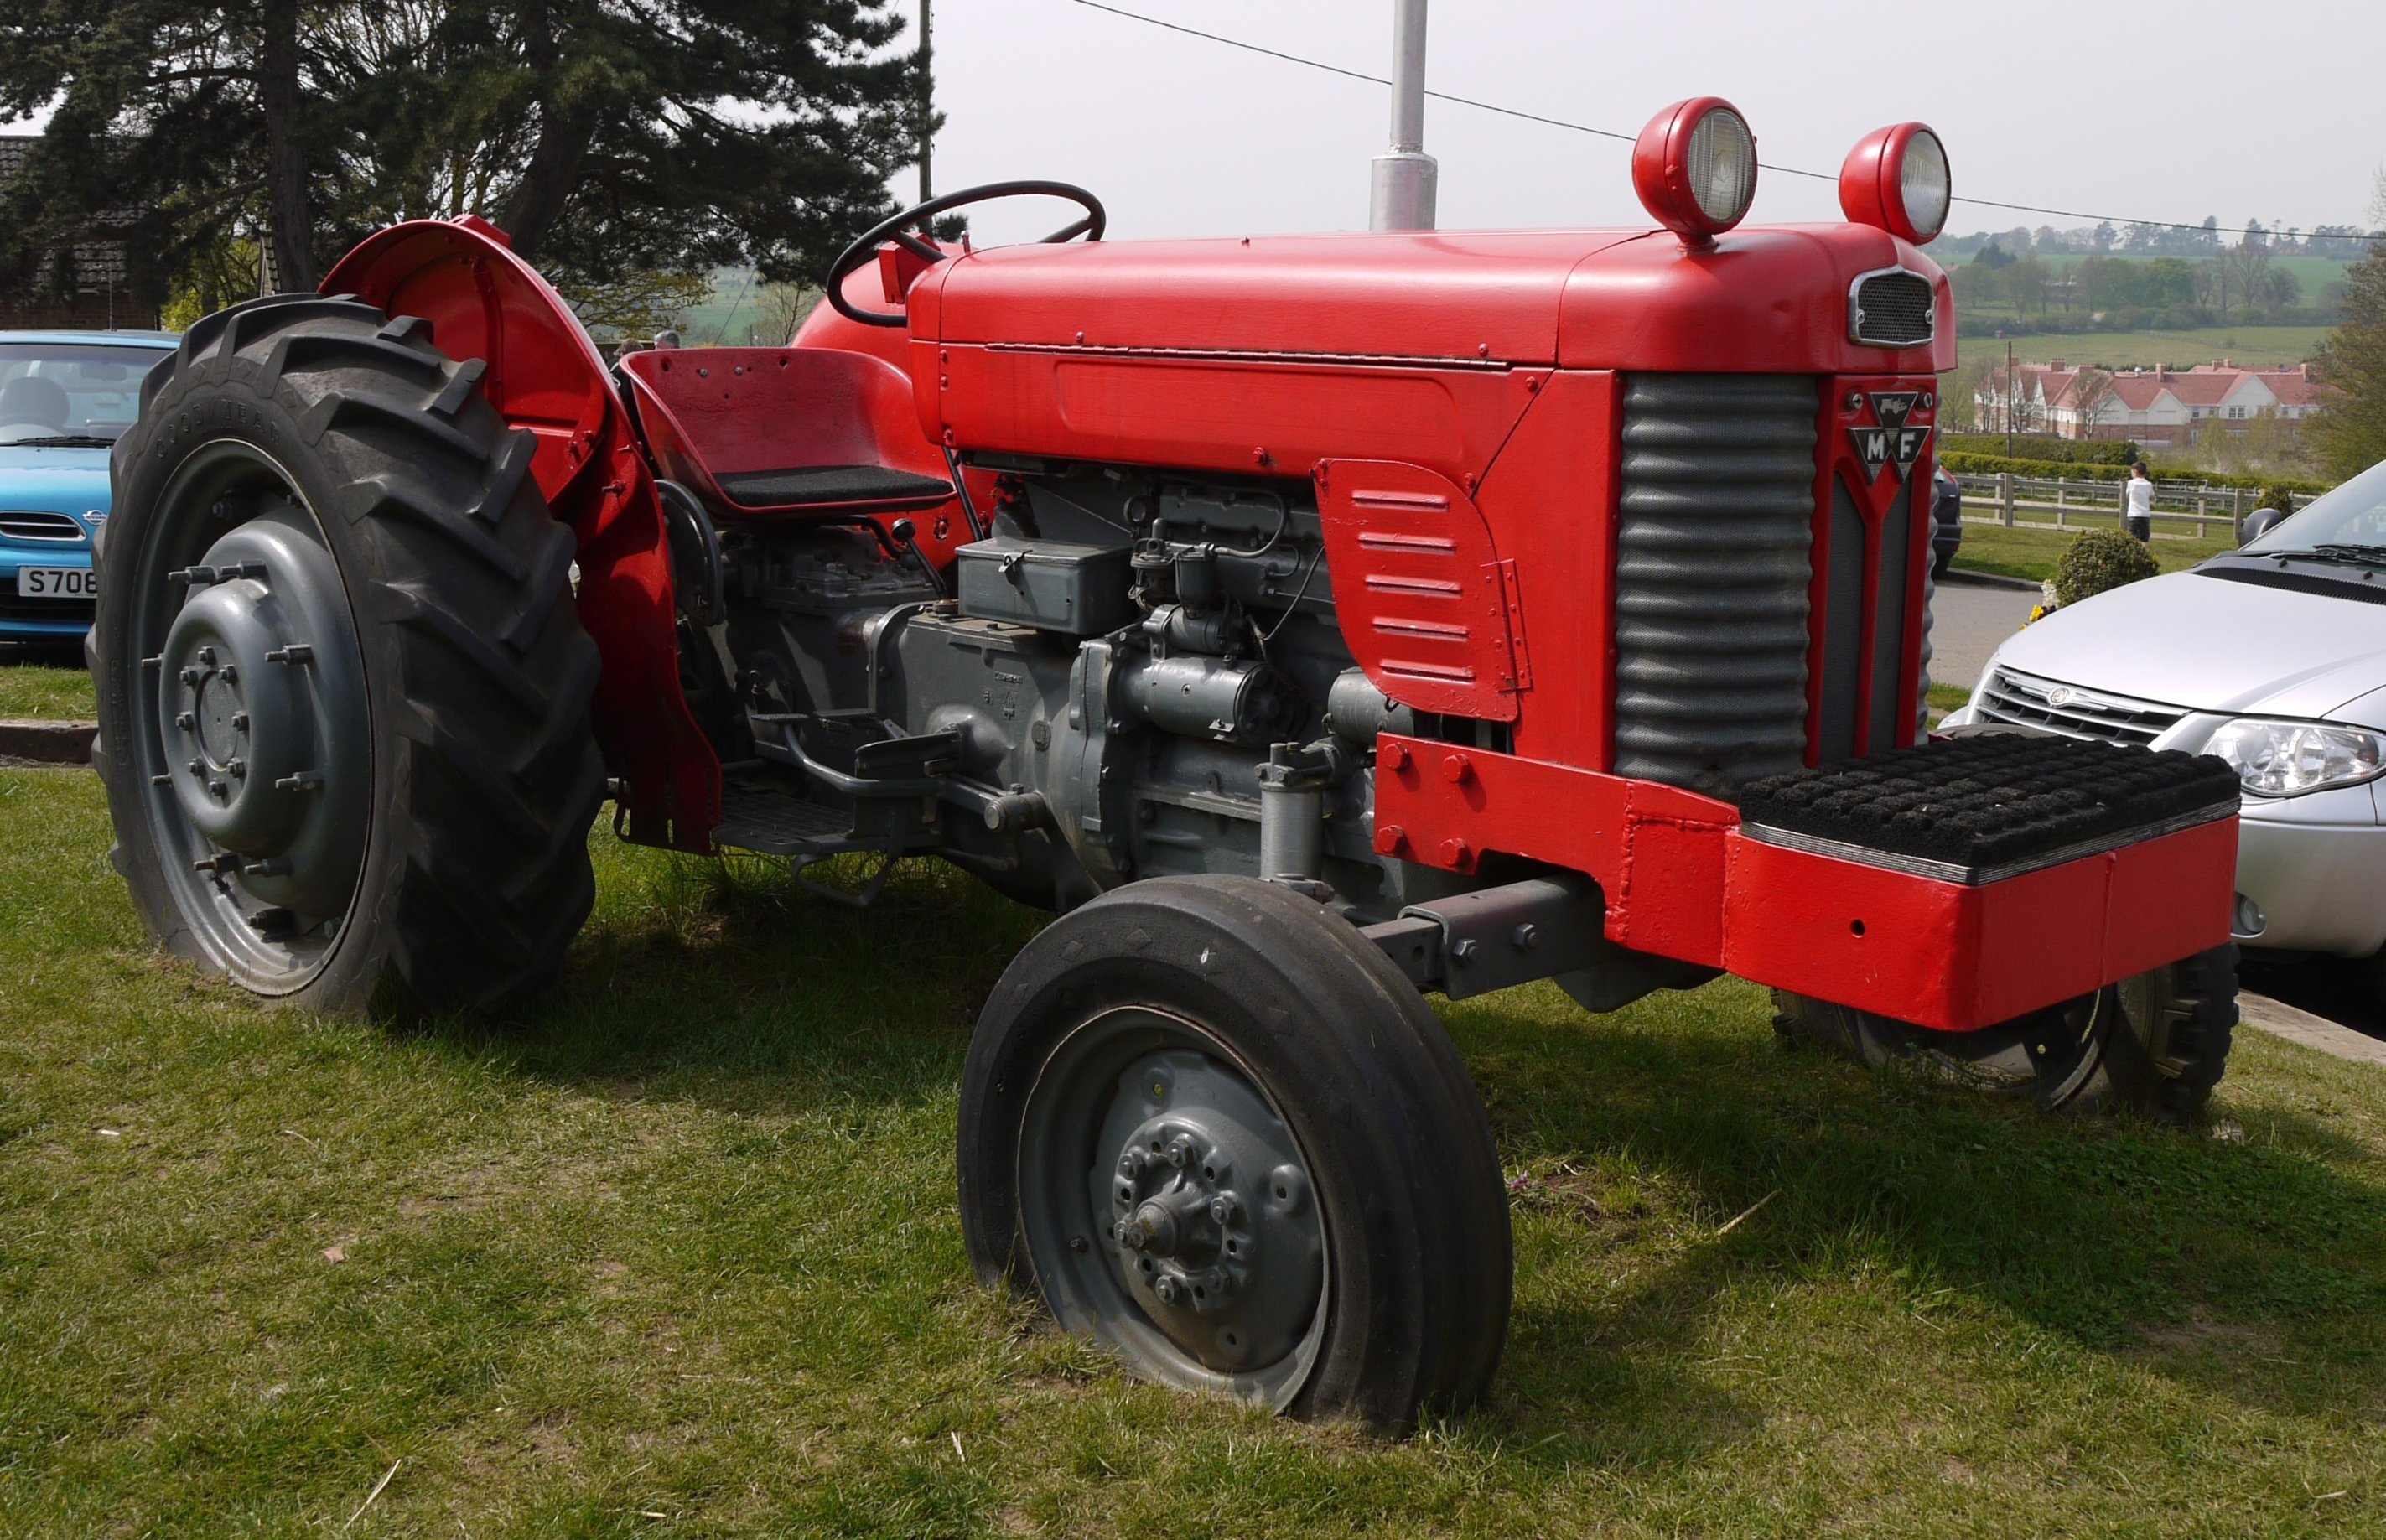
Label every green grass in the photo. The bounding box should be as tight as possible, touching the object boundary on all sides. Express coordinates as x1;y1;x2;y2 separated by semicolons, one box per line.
1953;326;2331;370
7;766;2386;1535
0;656;95;719
1952;521;2240;586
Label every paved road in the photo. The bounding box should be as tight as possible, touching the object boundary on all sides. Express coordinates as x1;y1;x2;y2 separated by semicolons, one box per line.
1927;575;2039;697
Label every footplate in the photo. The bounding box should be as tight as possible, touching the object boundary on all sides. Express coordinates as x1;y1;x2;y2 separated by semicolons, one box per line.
713;779;869;859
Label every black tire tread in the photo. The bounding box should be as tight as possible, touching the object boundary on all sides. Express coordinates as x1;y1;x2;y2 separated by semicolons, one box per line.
99;290;603;1013
958;875;1511;1430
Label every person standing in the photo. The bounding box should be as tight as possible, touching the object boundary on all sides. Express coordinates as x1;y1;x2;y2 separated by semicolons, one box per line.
2124;463;2154;542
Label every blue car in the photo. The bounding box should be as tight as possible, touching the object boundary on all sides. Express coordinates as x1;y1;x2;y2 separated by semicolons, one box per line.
1;329;179;645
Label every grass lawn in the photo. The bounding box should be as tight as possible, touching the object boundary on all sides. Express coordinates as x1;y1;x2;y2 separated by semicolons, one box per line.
0;653;95;719
7;768;2386;1534
1949;326;2331;371
1952;521;2240;586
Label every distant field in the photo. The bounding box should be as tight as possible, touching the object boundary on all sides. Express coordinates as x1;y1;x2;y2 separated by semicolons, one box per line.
1935;249;2357;295
1952;325;2331;369
1951;520;2239;585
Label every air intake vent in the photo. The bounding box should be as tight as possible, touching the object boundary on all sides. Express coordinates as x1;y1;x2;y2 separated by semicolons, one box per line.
1614;374;1818;796
1849;269;1934;347
0;508;85;542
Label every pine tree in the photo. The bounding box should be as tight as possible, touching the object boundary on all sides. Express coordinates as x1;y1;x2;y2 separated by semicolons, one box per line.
0;1;925;311
2311;179;2386;481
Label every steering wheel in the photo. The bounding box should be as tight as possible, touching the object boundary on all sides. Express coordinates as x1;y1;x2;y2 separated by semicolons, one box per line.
825;179;1107;328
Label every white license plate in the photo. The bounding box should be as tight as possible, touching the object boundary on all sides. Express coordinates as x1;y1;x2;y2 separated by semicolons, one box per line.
18;567;96;599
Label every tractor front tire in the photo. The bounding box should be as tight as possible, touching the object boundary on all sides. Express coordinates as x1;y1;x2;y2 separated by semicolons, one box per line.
1772;944;2238;1123
958;875;1511;1431
91;293;604;1014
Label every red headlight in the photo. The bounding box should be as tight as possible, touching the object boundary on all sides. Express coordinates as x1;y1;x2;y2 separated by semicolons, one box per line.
1631;97;1759;246
1839;122;1951;245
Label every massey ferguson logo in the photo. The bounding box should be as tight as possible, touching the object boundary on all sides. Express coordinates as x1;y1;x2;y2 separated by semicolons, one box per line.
1849;391;1932;483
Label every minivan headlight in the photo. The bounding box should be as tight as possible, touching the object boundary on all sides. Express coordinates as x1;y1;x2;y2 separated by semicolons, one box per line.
2205;718;2386;796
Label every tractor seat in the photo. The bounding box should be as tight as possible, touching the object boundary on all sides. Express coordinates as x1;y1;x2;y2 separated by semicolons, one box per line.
718;465;953;509
618;345;955;519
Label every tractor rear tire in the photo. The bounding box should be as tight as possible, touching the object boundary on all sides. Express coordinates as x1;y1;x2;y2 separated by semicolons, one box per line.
1771;944;2238;1123
957;875;1511;1432
91;293;604;1014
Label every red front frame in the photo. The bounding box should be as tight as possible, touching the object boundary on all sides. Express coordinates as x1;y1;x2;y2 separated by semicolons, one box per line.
1372;736;2238;1032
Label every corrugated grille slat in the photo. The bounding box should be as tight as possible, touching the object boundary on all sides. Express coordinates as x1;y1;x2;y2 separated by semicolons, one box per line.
1615;374;1818;796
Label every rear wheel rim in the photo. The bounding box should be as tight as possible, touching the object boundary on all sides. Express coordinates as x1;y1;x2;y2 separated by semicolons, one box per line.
1016;1005;1330;1410
125;440;371;994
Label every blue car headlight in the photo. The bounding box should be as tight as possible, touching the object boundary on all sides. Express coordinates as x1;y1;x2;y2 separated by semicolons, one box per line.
2205;718;2386;797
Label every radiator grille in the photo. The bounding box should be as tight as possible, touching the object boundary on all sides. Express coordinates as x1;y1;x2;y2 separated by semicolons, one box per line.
1850;271;1934;347
1973;666;2187;747
0;508;85;542
1614;374;1818;796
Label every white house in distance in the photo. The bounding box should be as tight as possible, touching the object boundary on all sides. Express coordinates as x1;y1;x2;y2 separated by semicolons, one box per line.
1977;361;2326;445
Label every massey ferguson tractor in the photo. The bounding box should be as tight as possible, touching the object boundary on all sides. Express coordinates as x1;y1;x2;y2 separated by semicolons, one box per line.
91;102;2241;1430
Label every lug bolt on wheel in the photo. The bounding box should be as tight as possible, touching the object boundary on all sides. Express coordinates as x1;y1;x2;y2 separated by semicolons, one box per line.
1153;1274;1184;1306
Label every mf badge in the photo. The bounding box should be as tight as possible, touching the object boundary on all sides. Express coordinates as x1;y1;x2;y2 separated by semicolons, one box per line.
1849;391;1932;482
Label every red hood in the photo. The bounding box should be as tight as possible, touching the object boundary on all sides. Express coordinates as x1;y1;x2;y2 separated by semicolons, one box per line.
910;223;1953;376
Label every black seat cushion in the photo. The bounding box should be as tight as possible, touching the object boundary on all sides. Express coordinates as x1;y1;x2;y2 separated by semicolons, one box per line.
717;465;952;509
1737;734;2240;870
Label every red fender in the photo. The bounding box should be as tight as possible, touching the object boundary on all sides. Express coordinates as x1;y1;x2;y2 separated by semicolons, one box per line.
320;216;720;852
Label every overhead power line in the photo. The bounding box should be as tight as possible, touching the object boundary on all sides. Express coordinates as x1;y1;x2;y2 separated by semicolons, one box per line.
1064;0;2377;242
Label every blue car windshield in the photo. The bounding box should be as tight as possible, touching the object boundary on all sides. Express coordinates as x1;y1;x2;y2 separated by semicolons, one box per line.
2238;459;2386;556
0;342;173;445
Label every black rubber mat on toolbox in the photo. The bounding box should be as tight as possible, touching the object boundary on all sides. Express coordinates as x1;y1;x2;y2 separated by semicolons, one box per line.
1736;734;2240;869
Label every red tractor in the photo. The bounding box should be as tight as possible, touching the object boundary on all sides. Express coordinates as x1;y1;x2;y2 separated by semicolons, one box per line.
91;103;2239;1430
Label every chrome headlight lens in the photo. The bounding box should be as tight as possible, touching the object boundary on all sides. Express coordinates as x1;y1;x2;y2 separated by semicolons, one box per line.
2205;718;2386;796
1686;107;1758;226
1898;129;1951;243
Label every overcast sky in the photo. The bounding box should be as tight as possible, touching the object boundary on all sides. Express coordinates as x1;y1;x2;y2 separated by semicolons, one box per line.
918;0;2385;247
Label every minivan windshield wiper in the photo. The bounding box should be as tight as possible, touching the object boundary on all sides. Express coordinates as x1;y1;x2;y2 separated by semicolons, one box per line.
2;433;119;449
2242;543;2386;568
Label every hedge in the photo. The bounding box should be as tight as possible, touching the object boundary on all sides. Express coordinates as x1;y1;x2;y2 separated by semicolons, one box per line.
1942;433;2137;465
1939;451;2333;499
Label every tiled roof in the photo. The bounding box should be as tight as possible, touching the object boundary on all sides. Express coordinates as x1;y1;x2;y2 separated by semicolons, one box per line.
0;133;132;289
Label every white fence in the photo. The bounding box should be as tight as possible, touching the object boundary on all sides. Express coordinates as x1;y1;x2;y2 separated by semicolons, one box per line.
1949;472;2321;542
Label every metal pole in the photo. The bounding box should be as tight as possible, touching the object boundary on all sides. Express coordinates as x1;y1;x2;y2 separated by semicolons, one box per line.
2005;339;2016;458
918;0;933;203
1368;0;1436;231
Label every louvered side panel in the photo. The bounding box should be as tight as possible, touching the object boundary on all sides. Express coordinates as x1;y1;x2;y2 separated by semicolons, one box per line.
1317;459;1525;721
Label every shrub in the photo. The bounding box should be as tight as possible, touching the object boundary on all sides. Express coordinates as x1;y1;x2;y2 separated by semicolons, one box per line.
2052;528;2160;607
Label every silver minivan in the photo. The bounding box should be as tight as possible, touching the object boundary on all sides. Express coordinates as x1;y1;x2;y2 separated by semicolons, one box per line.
1942;459;2386;989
